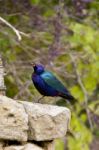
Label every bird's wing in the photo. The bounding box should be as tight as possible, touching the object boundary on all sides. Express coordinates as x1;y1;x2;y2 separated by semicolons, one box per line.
40;71;69;94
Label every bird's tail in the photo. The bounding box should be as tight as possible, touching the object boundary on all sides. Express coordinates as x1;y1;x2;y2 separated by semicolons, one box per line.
60;93;77;105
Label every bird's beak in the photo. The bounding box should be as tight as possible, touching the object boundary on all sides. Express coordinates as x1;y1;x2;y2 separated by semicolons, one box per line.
30;62;36;67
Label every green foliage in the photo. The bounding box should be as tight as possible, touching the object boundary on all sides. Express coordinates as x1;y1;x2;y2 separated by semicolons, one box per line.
55;139;64;150
71;85;84;101
31;0;40;5
89;101;99;116
5;75;19;97
68;114;92;150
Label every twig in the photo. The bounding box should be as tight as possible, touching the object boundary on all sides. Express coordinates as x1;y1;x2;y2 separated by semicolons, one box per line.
18;31;30;38
0;16;22;41
0;16;30;41
70;53;93;131
14;80;31;99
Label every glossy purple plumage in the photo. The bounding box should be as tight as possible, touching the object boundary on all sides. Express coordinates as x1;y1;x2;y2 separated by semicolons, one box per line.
32;73;58;96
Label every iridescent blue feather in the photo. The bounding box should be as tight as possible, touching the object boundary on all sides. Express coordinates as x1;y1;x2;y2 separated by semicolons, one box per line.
41;71;69;94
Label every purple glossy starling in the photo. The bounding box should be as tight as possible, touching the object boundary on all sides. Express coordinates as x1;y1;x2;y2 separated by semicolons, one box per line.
32;64;76;104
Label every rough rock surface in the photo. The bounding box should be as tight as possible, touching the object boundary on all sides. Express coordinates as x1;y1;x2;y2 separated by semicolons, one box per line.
4;145;23;150
21;101;71;141
0;141;4;150
4;143;44;150
0;95;71;143
24;143;43;150
0;95;28;142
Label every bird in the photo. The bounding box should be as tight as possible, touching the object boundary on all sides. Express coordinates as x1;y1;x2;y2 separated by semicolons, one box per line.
31;63;77;104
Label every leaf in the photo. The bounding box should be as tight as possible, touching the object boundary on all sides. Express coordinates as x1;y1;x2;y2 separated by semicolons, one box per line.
89;101;99;115
71;85;84;101
68;114;92;150
55;139;64;150
30;0;40;4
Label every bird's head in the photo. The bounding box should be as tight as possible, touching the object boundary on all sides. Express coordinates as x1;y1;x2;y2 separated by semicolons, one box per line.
31;63;44;75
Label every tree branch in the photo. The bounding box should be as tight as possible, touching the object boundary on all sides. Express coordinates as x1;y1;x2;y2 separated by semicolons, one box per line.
70;53;93;131
0;16;30;41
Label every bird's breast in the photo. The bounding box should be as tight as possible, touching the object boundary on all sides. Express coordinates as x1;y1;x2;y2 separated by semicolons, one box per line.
32;73;41;84
32;73;58;96
32;73;47;95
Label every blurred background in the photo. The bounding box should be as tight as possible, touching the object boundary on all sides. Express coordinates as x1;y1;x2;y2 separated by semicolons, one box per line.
0;0;99;149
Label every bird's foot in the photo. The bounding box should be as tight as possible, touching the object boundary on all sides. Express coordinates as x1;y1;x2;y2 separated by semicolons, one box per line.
37;96;45;103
